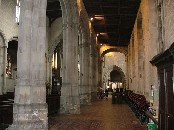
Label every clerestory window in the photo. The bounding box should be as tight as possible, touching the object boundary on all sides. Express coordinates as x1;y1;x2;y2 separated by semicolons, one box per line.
16;0;20;24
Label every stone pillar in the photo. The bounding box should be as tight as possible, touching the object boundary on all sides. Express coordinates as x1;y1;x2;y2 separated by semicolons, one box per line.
0;35;6;95
8;0;48;130
79;36;91;105
90;47;97;101
46;56;52;95
93;50;97;94
95;50;99;91
60;21;80;114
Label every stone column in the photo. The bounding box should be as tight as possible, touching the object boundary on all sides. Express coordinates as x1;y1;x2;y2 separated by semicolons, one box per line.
60;21;80;114
90;47;97;101
8;0;48;130
79;35;91;105
46;56;52;95
3;44;7;94
95;50;99;91
93;50;97;94
0;35;6;95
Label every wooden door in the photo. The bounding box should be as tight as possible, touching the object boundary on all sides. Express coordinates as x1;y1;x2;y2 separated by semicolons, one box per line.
158;65;174;130
158;68;166;130
150;43;174;130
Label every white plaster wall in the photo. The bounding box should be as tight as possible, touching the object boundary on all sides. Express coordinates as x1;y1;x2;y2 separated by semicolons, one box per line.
0;0;18;41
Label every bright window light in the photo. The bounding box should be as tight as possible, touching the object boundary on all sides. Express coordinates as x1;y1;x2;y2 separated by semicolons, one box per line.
16;0;20;24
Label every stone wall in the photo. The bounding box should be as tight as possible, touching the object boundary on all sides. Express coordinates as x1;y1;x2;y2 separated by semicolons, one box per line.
128;0;174;109
49;17;63;46
102;52;127;88
163;0;174;50
128;0;159;106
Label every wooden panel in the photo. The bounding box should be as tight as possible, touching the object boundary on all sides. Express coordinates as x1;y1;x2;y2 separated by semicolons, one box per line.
165;65;174;130
150;43;174;130
158;69;166;130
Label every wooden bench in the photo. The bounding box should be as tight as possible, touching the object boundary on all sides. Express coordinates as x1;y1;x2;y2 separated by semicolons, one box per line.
125;90;150;124
46;94;60;116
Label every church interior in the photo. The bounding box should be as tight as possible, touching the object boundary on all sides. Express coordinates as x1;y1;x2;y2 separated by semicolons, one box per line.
0;0;174;130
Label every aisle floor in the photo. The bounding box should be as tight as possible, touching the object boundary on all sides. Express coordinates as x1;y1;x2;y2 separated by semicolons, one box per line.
49;97;148;130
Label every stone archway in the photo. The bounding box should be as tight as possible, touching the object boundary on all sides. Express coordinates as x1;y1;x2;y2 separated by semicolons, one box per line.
58;0;80;114
101;50;127;90
48;32;63;58
47;32;63;89
103;65;127;89
8;0;80;129
78;9;91;105
101;47;128;58
6;39;18;92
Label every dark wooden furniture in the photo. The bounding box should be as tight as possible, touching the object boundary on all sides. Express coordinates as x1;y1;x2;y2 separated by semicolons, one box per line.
125;90;150;124
46;94;60;116
0;92;60;129
0;94;14;129
151;43;174;130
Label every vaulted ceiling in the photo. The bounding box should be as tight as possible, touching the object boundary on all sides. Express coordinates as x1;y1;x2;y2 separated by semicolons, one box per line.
83;0;141;46
47;0;62;25
46;0;141;46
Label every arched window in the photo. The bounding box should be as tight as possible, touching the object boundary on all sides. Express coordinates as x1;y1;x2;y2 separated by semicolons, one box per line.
6;40;18;79
6;54;12;78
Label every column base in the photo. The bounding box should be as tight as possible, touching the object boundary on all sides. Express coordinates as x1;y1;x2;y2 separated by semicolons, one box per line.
59;96;80;114
60;84;80;114
91;92;98;101
7;103;48;130
80;85;91;105
80;93;91;105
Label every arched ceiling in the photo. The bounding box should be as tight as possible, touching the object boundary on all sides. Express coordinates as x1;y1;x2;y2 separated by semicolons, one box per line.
83;0;141;46
47;0;62;25
101;48;128;58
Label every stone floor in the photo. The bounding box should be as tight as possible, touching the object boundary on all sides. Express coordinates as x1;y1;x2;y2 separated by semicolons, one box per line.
49;97;148;130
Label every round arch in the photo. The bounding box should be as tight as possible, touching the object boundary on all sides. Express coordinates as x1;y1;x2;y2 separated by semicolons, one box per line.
101;48;128;58
79;9;90;40
59;0;79;28
48;32;63;58
103;65;127;88
0;30;7;46
58;0;81;114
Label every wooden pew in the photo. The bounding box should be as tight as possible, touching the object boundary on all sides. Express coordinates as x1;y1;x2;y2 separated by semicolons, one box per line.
0;92;60;127
46;94;60;116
